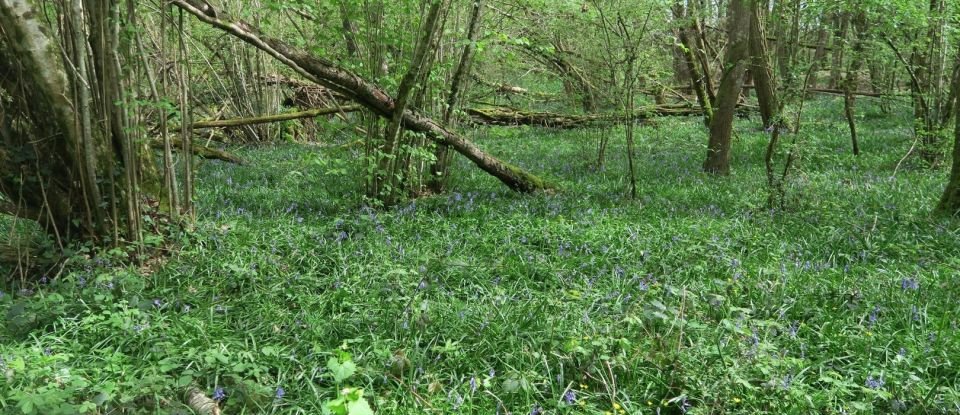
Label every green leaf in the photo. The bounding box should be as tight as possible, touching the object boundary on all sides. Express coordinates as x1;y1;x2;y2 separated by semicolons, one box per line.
327;357;356;383
347;398;374;415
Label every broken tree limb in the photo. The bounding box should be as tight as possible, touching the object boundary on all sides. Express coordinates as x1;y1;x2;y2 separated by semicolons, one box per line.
171;0;555;193
0;199;16;217
149;137;246;165
742;84;899;99
466;104;709;128
183;387;221;415
172;106;362;132
471;76;557;99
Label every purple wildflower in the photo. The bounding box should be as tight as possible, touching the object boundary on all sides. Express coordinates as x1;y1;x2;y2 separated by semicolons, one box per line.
900;278;919;291
563;390;576;405
212;387;226;401
275;387;285;400
865;375;884;389
868;306;879;325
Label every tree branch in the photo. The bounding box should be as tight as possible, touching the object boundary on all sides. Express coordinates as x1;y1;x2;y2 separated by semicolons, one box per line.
883;35;930;116
149;138;246;165
172;105;361;132
170;0;554;193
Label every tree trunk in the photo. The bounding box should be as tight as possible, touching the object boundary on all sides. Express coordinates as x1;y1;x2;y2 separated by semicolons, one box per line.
808;26;830;88
703;0;751;175
936;65;960;214
171;0;553;193
748;0;779;129
0;0;151;247
843;15;866;156
376;0;445;204
673;0;713;126
429;0;484;193
829;14;849;89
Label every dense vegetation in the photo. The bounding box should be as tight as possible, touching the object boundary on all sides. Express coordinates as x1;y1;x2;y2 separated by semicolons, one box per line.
2;0;960;414
3;100;959;414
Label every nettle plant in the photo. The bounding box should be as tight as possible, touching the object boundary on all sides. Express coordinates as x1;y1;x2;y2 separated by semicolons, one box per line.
323;351;374;415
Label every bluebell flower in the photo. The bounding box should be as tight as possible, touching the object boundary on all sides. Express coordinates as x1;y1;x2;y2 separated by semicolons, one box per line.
563;390;576;404
275;387;285;400
865;375;884;389
212;387;226;401
868;306;879;325
489;368;495;378
900;278;919;291
451;392;464;410
529;403;544;415
469;376;477;393
781;374;793;390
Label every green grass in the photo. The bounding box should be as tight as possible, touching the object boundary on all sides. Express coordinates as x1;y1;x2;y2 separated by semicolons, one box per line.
2;98;960;414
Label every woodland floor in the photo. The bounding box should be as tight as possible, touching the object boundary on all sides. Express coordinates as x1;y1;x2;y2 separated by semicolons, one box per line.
2;98;960;414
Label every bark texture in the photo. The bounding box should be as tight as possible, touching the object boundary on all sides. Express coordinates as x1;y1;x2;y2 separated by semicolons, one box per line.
747;1;779;129
703;0;751;175
936;57;960;214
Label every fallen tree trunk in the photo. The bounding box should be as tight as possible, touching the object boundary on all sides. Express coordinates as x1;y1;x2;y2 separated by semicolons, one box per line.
466;104;708;128
150;137;246;165
0;199;16;217
171;0;554;193
742;84;891;98
172;106;362;132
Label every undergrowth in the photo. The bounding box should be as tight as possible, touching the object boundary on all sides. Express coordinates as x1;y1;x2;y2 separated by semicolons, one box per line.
2;98;959;414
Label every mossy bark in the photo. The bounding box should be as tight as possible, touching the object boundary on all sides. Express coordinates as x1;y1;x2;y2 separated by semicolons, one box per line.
703;0;751;176
936;92;960;214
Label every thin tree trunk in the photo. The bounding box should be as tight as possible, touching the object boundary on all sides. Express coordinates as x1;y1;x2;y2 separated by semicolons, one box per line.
377;0;445;204
0;0;153;247
703;0;751;175
171;0;553;193
748;0;779;129
936;59;960;213
808;25;830;88
673;0;713;126
829;14;848;89
843;15;865;156
429;0;483;193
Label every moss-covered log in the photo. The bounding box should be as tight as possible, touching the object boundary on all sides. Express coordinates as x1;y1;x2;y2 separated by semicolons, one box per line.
150;138;246;165
172;106;362;132
466;104;706;128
